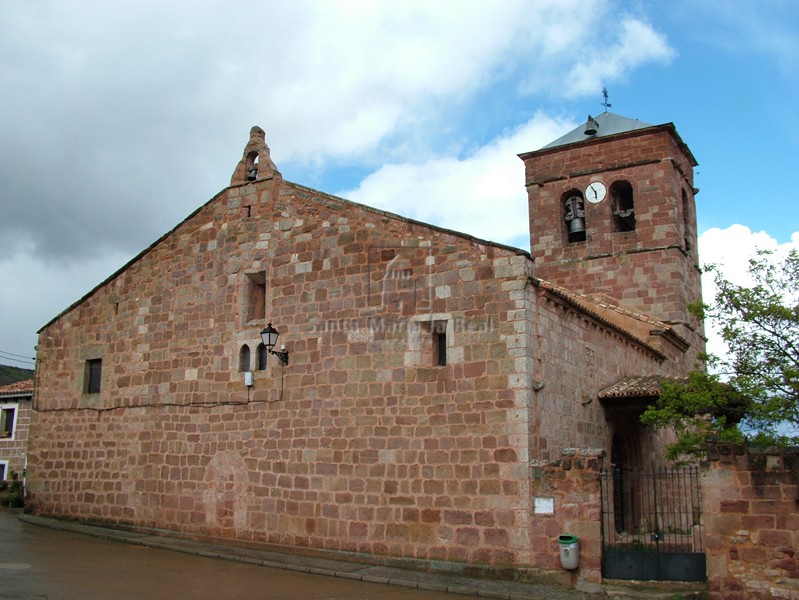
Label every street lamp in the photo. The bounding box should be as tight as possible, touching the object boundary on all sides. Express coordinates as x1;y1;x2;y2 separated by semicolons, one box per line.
260;323;289;365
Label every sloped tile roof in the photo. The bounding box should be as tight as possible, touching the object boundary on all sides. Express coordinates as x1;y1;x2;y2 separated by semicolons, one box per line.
0;379;34;397
532;278;684;359
598;375;664;399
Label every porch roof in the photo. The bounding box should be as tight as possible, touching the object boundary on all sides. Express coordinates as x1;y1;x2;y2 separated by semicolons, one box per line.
598;375;664;399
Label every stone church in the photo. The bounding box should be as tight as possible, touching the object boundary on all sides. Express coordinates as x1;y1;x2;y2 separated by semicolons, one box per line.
28;112;703;584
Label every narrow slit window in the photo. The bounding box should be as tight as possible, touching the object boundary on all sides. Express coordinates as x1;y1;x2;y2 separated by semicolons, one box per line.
85;358;102;394
682;188;692;251
407;316;456;369
431;320;448;367
435;329;447;366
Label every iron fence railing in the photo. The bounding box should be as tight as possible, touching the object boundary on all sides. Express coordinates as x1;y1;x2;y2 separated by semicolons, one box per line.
600;466;703;553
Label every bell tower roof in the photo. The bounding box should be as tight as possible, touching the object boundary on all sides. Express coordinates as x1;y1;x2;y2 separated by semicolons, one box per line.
542;112;653;150
522;112;697;168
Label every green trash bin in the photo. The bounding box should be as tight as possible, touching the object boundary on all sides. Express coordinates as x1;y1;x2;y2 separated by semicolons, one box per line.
558;534;579;570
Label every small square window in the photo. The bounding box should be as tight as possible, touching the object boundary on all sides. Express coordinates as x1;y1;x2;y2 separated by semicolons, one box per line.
86;358;102;394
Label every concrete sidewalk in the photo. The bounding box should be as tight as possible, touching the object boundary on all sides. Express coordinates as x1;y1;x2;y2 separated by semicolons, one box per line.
19;513;597;600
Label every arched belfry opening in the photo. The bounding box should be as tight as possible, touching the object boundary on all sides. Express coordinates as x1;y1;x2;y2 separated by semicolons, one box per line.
562;189;586;243
246;151;260;181
610;180;635;232
231;126;280;185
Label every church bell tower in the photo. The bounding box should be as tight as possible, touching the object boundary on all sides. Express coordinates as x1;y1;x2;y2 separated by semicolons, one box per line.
519;112;704;351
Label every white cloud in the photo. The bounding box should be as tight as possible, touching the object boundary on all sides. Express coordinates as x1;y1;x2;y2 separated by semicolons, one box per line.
0;1;680;362
0;242;132;361
0;0;674;265
516;7;674;97
564;18;674;97
697;225;799;366
339;112;575;246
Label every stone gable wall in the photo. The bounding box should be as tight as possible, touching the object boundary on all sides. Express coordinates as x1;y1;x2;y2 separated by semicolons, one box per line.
30;176;540;568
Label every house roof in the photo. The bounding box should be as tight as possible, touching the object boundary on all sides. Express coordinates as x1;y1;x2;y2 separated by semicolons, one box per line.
0;378;34;399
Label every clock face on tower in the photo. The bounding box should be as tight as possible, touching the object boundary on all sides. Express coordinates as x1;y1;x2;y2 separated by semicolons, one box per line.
585;181;607;204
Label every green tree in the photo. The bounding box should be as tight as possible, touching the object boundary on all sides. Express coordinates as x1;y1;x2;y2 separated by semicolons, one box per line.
642;249;799;461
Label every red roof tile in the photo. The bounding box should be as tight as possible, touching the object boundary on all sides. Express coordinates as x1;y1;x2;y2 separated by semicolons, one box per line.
0;379;34;396
598;375;664;399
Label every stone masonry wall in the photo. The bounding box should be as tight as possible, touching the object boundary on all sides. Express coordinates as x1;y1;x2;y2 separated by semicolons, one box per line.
703;446;799;600
29;174;540;570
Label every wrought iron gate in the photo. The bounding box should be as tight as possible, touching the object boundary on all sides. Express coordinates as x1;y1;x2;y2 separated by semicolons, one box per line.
600;467;706;582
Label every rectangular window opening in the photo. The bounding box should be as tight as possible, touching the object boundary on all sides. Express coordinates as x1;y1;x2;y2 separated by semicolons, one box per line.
86;358;102;394
432;320;447;367
244;271;267;324
0;407;15;438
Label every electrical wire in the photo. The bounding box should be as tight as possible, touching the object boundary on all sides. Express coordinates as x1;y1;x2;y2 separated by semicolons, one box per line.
0;351;35;366
0;349;35;360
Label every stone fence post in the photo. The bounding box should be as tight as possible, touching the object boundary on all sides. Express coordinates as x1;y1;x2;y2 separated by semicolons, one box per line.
529;448;605;593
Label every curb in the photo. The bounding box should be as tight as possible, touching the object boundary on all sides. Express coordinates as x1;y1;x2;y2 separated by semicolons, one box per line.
18;514;595;600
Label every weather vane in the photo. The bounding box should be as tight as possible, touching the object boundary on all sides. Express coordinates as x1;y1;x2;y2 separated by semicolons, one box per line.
602;88;612;112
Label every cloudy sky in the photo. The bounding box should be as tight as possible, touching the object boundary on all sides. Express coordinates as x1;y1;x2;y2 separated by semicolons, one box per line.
1;0;797;369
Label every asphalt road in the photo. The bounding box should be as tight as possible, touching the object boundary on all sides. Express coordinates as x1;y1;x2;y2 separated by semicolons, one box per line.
0;507;472;600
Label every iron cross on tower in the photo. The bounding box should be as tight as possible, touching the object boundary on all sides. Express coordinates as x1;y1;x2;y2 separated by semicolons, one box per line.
602;87;612;112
